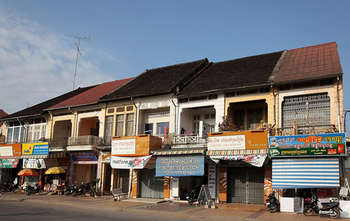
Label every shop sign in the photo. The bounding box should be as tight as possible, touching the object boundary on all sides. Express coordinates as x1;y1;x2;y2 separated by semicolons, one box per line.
23;159;46;169
208;135;245;151
0;159;19;168
112;138;136;155
0;144;22;158
208;161;216;199
155;155;204;177
72;154;97;162
22;142;49;156
110;155;151;169
269;133;346;157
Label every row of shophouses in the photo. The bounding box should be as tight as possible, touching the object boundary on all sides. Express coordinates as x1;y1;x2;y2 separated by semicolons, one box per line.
0;41;349;205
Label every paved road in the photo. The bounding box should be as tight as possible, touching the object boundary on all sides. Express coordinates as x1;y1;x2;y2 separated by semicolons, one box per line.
0;193;324;221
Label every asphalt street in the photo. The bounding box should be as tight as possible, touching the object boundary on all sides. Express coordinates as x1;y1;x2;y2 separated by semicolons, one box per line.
0;199;192;221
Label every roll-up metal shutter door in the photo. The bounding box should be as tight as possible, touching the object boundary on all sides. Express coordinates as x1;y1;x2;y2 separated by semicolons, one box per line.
139;169;164;199
228;167;264;204
247;168;264;204
272;158;340;189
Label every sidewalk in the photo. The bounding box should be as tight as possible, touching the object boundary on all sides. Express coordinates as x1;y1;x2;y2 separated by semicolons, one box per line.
0;192;340;221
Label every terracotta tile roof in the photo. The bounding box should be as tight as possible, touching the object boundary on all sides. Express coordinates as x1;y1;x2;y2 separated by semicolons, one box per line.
180;51;283;96
3;86;94;120
273;42;343;83
48;78;133;110
101;59;208;101
0;109;8;118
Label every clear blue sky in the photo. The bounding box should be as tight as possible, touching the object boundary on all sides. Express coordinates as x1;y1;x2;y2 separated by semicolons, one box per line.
0;1;349;118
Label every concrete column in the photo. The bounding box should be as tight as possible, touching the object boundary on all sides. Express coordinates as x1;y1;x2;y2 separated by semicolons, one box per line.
214;94;225;132
96;154;103;193
110;169;114;193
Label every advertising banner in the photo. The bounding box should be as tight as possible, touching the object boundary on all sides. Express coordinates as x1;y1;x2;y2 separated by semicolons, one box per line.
0;159;19;168
269;133;346;157
208;135;245;150
112;138;136;155
156;155;204;177
23;159;46;169
0;144;21;158
110;155;151;169
22;142;49;156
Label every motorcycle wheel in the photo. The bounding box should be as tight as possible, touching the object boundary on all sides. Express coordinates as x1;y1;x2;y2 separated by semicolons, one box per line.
303;207;313;216
270;207;278;213
329;208;340;219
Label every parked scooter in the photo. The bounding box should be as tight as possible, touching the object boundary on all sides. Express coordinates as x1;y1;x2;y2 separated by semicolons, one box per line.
303;194;342;219
186;186;201;205
266;193;280;213
24;184;40;195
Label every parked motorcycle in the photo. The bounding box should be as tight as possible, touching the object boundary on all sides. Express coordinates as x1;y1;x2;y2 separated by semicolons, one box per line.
303;194;342;219
266;193;280;213
186;186;201;205
24;184;40;195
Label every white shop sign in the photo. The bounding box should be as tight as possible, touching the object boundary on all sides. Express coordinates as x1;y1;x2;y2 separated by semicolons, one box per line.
208;135;245;150
0;146;13;157
23;159;46;169
112;138;136;155
110;155;151;169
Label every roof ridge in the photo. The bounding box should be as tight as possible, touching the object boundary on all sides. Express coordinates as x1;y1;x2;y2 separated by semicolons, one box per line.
145;58;208;72
212;51;284;65
287;41;337;51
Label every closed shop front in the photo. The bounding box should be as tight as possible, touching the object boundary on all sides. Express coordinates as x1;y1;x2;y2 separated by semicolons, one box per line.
139;168;163;198
228;167;264;204
208;131;268;205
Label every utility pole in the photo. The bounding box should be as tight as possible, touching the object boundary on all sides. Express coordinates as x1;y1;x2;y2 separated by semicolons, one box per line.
71;36;89;90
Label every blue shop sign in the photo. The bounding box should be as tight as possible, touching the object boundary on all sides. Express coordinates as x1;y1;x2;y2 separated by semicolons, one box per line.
156;155;204;177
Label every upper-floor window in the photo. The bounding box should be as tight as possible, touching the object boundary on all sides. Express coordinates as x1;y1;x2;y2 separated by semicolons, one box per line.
26;123;46;142
106;105;135;138
282;93;330;131
6;125;25;143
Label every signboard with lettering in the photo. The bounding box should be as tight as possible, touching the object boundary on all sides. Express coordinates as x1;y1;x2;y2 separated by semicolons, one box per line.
23;159;46;169
0;159;19;168
112;138;136;155
208;135;245;150
208;131;268;151
0;144;21;158
269;133;346;157
110;155;151;169
155;155;204;177
22;142;49;156
208;161;216;199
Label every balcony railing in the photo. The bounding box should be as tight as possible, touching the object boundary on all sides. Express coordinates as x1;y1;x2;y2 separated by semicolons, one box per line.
49;138;68;149
0;135;5;144
172;135;207;149
269;124;338;136
67;135;104;146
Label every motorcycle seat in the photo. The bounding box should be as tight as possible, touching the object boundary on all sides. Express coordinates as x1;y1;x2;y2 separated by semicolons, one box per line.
321;202;338;207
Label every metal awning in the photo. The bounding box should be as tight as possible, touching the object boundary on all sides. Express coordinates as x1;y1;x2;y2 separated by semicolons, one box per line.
21;155;48;159
208;149;267;167
151;148;205;156
272;158;340;189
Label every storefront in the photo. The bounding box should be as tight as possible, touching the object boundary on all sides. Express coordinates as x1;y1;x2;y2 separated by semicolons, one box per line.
0;143;22;184
268;133;346;212
110;135;162;198
153;148;206;200
21;142;49;187
207;131;268;204
100;152;112;194
69;151;98;184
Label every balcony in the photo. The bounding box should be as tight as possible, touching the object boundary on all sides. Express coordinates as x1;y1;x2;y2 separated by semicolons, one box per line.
49;138;68;151
270;124;338;136
68;135;104;146
172;135;207;149
0;135;5;144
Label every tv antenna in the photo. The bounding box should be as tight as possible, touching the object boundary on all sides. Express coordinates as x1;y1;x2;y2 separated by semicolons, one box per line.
71;35;89;90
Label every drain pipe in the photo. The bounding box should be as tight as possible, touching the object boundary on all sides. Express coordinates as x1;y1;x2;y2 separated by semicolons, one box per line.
337;76;342;132
171;98;178;135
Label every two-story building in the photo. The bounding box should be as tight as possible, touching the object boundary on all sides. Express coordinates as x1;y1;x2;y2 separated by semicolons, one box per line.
100;59;209;198
0;87;91;186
